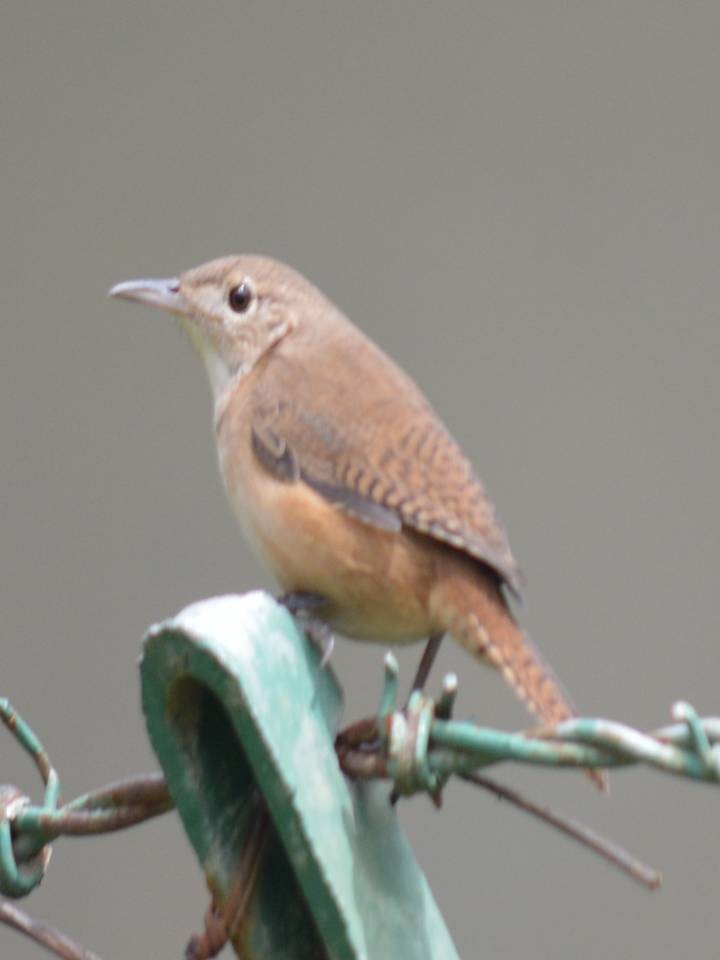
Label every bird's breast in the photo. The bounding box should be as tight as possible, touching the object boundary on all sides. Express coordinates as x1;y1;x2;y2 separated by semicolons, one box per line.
215;417;437;643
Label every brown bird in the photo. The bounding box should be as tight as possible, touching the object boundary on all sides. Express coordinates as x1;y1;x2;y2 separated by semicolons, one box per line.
110;255;602;782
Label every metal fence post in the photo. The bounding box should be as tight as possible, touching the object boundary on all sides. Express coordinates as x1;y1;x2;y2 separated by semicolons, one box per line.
140;591;460;960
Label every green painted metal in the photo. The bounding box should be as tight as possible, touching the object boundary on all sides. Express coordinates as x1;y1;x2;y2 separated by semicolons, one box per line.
140;591;460;960
0;699;58;897
3;590;717;934
368;655;720;788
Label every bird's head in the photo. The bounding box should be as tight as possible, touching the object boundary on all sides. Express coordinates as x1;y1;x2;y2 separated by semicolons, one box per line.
110;255;314;398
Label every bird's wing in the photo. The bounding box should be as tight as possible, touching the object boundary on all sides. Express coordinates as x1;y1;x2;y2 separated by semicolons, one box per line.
250;345;523;596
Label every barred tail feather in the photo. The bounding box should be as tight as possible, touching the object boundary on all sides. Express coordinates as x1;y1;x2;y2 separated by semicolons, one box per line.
431;568;608;792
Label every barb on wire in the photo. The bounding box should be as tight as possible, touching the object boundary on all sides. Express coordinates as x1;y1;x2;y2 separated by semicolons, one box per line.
1;699;174;959
335;653;720;890
1;699;173;900
335;653;720;788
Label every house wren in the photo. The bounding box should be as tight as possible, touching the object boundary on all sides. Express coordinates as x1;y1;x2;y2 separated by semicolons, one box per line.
111;255;602;784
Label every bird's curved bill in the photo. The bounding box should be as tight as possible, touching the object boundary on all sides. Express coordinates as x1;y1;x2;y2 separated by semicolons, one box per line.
108;277;186;314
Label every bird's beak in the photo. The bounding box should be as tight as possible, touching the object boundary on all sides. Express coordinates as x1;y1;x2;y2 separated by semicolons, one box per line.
108;277;187;315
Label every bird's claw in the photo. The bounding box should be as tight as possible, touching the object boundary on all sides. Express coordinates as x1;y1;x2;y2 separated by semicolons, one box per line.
277;591;335;667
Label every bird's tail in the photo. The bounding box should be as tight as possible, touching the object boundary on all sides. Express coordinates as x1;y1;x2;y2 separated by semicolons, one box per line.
430;566;608;792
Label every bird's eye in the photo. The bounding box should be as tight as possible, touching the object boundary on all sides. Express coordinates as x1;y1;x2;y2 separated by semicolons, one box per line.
228;282;253;313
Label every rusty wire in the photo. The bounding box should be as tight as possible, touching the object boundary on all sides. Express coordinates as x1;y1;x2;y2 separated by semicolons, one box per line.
0;769;173;960
3;674;720;957
185;796;271;960
0;901;102;960
1;698;174;960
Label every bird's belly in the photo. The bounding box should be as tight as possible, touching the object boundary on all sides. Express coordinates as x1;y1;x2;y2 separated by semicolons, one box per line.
222;462;435;643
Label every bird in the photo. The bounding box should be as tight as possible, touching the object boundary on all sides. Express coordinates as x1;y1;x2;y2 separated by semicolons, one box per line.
110;254;605;788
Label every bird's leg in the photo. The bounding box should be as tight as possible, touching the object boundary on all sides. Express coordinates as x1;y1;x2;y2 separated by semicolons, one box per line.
409;633;444;696
277;591;336;667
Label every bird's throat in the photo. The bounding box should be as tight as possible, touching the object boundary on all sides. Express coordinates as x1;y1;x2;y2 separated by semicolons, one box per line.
179;317;244;402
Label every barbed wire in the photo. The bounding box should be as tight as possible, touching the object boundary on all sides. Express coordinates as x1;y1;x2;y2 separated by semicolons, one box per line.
335;655;720;887
336;654;720;787
3;662;720;959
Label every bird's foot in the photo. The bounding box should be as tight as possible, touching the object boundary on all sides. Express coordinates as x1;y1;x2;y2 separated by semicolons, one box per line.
305;619;336;668
277;591;335;667
277;590;327;616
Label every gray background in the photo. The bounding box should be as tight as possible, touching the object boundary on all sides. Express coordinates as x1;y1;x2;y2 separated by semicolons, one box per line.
2;2;719;957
